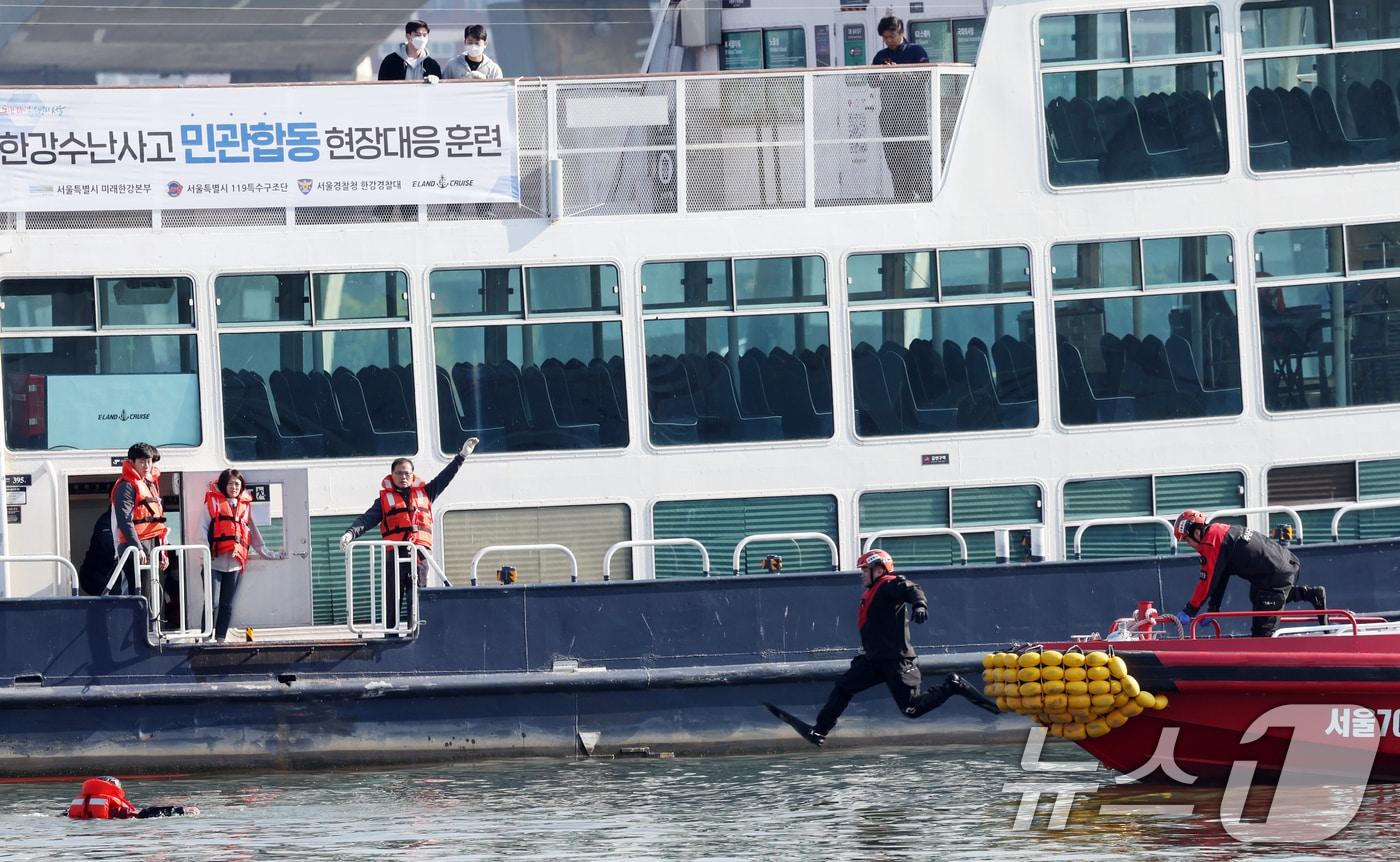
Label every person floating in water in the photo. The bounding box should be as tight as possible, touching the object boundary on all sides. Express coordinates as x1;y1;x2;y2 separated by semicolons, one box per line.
65;776;198;819
766;549;999;747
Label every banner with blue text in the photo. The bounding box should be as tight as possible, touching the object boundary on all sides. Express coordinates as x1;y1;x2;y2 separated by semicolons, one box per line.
0;82;520;210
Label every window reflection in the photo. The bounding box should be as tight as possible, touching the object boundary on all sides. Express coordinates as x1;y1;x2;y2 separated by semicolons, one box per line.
313;271;407;321
851;303;1037;435
1055;290;1242;424
98;277;194;328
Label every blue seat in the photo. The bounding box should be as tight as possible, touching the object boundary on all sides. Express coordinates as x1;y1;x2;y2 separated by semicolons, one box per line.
1057;341;1135;424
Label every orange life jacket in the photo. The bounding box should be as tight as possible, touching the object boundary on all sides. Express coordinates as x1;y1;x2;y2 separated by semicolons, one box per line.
205;483;254;568
67;777;138;820
109;461;167;546
378;475;433;548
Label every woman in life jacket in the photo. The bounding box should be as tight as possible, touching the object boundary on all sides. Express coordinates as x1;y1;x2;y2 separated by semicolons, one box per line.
340;437;478;628
65;776;198;819
198;469;286;641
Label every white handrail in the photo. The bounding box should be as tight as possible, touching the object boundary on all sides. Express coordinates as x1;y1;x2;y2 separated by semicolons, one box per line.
1208;506;1304;542
1331;500;1400;542
602;538;711;581
731;532;838;577
469;543;579;586
151;544;213;644
862;528;970;566
1072;517;1178;560
0;554;80;598
103;544;142;596
346;541;441;636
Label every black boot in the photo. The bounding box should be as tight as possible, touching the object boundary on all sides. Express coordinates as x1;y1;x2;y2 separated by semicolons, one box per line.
764;702;826;747
1307;585;1328;626
946;673;1001;715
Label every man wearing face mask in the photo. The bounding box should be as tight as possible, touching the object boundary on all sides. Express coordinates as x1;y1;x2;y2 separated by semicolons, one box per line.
443;25;503;80
378;20;443;82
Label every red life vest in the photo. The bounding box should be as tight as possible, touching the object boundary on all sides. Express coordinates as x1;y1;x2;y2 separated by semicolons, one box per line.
205;483;254;568
857;574;897;630
378;475;433;548
109;461;167;546
67;777;138;820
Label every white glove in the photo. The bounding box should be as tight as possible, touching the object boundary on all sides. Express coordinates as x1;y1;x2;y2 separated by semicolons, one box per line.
339;532;353;553
425;74;440;84
275;551;289;561
469;70;487;80
461;436;479;457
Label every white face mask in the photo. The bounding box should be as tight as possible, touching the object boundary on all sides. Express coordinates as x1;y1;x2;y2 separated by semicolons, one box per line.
410;35;428;51
465;43;485;58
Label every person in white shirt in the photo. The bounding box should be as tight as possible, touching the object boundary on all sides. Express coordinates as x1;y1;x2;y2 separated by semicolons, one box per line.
442;25;504;80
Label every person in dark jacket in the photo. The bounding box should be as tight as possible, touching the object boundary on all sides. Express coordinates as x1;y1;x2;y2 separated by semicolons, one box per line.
768;549;998;746
1173;509;1328;637
378;19;442;82
341;437;477;626
871;16;932;202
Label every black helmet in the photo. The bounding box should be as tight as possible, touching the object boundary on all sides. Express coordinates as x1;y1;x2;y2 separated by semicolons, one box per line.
126;442;160;463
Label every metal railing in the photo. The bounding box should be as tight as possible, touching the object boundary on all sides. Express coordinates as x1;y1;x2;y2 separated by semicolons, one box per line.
345;540;446;637
862;528;970;566
731;532;838;577
105;544;212;643
469;543;579;586
0;555;79;598
1330;500;1400;542
602;538;710;581
1071;517;1178;560
1208;506;1304;542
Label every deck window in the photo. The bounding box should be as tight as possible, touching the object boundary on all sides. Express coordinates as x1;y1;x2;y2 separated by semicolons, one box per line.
0;275;200;452
215;269;414;462
652;494;837;578
1065;470;1243;559
430;263;627;455
1268;458;1400;542
858;484;1042;565
442;503;633;584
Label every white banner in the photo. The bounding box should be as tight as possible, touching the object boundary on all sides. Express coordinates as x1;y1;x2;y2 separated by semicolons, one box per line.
46;373;201;449
0;82;520;210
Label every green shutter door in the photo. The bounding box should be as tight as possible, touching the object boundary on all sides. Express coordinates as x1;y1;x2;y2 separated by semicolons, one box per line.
654;495;838;577
1064;477;1154;559
858;489;952;568
1353;459;1400;540
1156;470;1245;550
310;514;361;626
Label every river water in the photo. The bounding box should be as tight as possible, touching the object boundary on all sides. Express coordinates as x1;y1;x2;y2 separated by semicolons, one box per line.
4;743;1399;860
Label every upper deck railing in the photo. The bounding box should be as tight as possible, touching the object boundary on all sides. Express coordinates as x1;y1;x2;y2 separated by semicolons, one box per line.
0;66;971;232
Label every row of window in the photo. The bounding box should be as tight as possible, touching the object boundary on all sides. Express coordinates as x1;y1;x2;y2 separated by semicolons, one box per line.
3;223;1397;456
302;455;1400;620
719;18;985;72
1042;1;1400;185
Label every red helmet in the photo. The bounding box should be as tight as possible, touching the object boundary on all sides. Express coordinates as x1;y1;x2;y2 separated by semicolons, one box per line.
856;548;894;573
1173;509;1207;541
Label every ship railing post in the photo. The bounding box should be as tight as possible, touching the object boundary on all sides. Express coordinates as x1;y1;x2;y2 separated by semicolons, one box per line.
1206;505;1304;543
1329;499;1400;542
602;538;711;581
0;554;80;597
731;532;837;576
1071;517;1177;560
861;528;970;566
469;543;579;586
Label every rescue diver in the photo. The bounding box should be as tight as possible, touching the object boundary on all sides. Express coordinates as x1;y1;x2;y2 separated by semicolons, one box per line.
767;549;999;747
109;442;169;602
65;776;198;819
199;468;287;641
1172;509;1328;637
340;437;478;626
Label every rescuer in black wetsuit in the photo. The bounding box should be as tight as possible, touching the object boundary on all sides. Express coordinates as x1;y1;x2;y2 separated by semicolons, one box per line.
772;549;999;746
1173;509;1328;638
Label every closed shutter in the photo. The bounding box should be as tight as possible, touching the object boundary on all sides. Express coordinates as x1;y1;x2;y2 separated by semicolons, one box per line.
1340;458;1400;539
1064;477;1156;559
310;514;361;626
440;504;631;585
1156;471;1244;551
1268;462;1356;505
857;489;952;569
654;495;838;577
1359;458;1400;500
952;485;1041;526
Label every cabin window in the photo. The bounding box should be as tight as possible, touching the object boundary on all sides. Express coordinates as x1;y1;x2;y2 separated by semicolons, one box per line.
1064;469;1244;559
721;28;806;70
652;493;837;578
640;255;832;447
429;263;627;456
1051;234;1241;427
1267;458;1400;542
910;17;986;63
846;245;1036;437
1242;0;1400;172
0;275;200;452
1255;221;1400;413
441;503;633;584
858;484;1042;565
1039;7;1227;187
215;268;414;462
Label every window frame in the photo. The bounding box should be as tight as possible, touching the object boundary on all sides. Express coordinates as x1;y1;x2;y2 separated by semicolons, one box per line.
856;480;1046;563
213;267;412;329
1061;467;1247;558
846;242;1034;306
1050;231;1237;295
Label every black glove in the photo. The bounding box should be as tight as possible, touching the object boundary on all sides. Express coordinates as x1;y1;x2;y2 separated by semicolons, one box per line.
913;606;928;624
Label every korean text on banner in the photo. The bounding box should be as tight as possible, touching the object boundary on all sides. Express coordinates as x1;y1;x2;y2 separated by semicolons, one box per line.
0;82;521;211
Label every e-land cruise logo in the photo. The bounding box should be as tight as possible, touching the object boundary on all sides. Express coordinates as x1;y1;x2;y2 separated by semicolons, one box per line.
96;410;152;423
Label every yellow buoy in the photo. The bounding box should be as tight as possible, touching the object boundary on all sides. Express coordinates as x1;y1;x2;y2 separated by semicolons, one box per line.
1040;666;1065;682
1121;676;1141;698
1087;680;1110;696
1065;680;1088;696
1018;666;1041;683
982;669;995;684
1109;680;1122;695
1085;651;1109;668
996;697;1008;711
1022;695;1045;711
1020;681;1043;697
982;653;996;669
1061;651;1086;669
1086;666;1111;682
1042;679;1065;695
1044;694;1069;712
1048;712;1073;724
1048;723;1065;738
1120;700;1143;718
1091;693;1116;711
1006;696;1024;710
1018;652;1042;668
1112;693;1129;709
1085;719;1111;738
1106;656;1128;679
1105;710;1128;728
1135;691;1156;709
1063;722;1087;740
1041;649;1064;667
1063;666;1087;682
1067;694;1091;711
1153;694;1169;711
